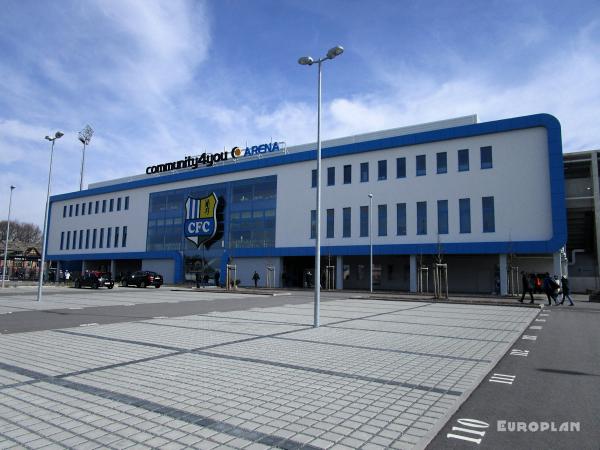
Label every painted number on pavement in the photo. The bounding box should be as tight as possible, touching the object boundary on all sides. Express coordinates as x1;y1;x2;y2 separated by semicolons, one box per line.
447;418;490;444
510;349;529;357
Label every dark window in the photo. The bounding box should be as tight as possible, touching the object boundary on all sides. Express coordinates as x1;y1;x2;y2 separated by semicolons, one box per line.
92;229;97;249
311;169;317;188
459;198;471;233
437;200;449;234
99;228;104;248
378;160;387;181
78;230;83;249
69;205;73;217
81;203;86;216
437;152;447;174
360;162;369;182
122;226;128;247
85;229;90;249
417;201;427;235
114;227;119;247
396;203;406;236
343;207;351;237
458;149;469;171
66;231;70;250
75;204;79;216
109;199;114;212
326;209;334;238
60;232;64;250
360;206;368;237
102;200;106;213
396;157;406;178
343;165;351;184
481;146;493;169
117;197;122;211
95;201;99;214
72;230;77;249
63;205;67;218
124;196;129;210
310;210;316;239
378;204;387;236
416;155;426;176
327;167;335;186
88;202;92;214
482;196;495;232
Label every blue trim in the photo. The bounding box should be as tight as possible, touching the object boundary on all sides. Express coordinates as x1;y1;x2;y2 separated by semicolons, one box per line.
48;113;566;256
48;251;184;283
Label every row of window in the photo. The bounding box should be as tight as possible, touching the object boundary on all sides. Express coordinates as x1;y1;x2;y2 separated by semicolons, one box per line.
62;196;130;218
59;226;128;250
311;146;493;187
310;196;495;238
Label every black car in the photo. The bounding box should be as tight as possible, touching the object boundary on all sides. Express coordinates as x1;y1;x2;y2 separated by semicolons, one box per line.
74;271;114;289
123;271;163;288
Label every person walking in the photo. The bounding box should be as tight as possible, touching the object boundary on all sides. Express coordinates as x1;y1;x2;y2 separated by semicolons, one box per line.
214;270;220;288
542;273;559;306
252;271;260;288
519;271;535;304
559;275;574;306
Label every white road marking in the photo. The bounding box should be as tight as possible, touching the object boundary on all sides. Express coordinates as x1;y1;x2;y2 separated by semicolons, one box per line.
510;349;530;357
522;335;537;340
79;323;99;327
489;373;516;384
529;325;542;330
447;418;490;444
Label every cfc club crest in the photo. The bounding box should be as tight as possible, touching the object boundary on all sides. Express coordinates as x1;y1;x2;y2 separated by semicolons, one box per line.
184;193;218;247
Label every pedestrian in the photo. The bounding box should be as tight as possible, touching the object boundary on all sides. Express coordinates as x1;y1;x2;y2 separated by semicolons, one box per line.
542;273;558;305
65;270;71;285
195;271;201;288
559;275;574;306
252;271;260;288
214;270;220;288
203;273;209;287
519;271;535;304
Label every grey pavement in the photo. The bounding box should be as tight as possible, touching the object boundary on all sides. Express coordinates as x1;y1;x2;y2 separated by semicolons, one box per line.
0;289;539;449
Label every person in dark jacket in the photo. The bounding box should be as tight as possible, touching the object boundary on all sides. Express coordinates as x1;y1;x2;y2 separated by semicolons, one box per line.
542;273;559;306
252;271;260;288
558;275;574;306
214;270;220;288
519;271;535;304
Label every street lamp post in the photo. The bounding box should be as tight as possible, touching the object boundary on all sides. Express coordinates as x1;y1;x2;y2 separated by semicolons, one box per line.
298;45;344;328
78;125;94;191
2;185;16;288
368;193;373;293
37;131;64;302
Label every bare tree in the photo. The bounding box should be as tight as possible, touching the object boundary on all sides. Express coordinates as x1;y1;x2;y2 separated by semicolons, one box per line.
0;221;42;248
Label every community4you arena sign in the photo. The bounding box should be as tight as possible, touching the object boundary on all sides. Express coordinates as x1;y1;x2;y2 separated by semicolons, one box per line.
145;141;285;175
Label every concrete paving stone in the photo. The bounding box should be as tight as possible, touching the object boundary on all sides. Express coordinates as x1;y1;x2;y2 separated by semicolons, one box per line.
241;442;271;450
191;439;221;450
349;429;373;441
144;436;170;447
329;444;355;450
339;436;366;448
60;435;88;447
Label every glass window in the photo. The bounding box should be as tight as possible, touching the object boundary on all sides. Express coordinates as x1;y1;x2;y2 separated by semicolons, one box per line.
81;203;86;216
360;162;369;182
63;205;67;218
114;226;120;247
72;230;77;249
102;200;106;213
117;197;122;211
343;207;351;238
481;146;493;169
69;205;73;217
437;200;448;234
107;228;112;248
416;155;426;176
378;160;387;181
437;152;447;174
378;204;387;236
99;228;104;248
75;204;79;216
92;229;97;249
396;203;406;236
85;229;90;249
482;196;495;232
124;196;129;210
326;209;334;238
417;201;427;235
459;198;471;233
311;169;317;188
88;201;92;214
343;165;351;184
458;149;469;171
396;157;406;178
327;167;335;186
310;210;316;239
95;201;99;214
66;231;70;250
78;230;83;249
360;205;368;237
60;232;64;250
232;184;253;203
109;199;114;212
122;226;128;247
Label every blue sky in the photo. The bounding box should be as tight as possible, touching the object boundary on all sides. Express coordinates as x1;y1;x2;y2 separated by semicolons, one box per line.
1;0;599;227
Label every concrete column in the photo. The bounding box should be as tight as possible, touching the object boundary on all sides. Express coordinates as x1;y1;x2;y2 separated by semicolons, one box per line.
553;251;562;278
56;261;60;283
81;260;86;273
410;255;417;293
110;260;116;279
336;256;343;290
592;151;600;283
499;254;508;296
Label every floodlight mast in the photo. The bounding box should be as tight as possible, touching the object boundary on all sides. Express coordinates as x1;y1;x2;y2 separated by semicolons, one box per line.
78;125;94;191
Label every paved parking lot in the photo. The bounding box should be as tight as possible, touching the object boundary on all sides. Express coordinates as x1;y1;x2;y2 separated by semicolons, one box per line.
0;292;538;449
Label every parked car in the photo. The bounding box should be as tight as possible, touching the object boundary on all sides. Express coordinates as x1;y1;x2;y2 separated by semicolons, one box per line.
74;271;114;289
123;271;163;288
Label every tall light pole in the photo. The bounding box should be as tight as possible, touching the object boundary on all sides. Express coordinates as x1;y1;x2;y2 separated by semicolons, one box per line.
298;45;344;328
2;185;16;288
78;125;94;191
368;193;373;293
37;131;64;302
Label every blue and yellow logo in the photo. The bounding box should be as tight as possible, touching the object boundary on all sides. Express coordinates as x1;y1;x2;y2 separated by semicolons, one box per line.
184;193;218;247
